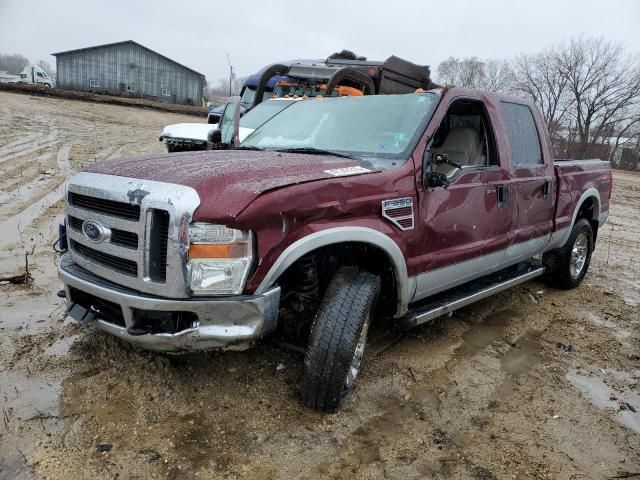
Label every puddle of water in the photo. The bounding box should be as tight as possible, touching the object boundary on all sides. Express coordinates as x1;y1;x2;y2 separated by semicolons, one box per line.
496;336;540;397
411;309;524;406
459;309;520;354
45;334;80;356
585;312;632;343
0;371;63;478
0;293;63;332
623;296;639;307
413;388;442;410
501;337;539;376
567;370;640;434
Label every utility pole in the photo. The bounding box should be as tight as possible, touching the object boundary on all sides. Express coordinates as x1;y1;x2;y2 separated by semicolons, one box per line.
227;53;233;96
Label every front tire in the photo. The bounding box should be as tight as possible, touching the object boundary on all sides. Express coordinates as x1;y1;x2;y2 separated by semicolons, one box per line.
300;267;380;412
543;218;594;289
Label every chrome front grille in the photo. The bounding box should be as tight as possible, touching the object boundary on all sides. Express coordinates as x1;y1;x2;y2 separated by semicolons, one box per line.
70;239;138;276
65;172;200;298
69;191;141;220
69;215;139;249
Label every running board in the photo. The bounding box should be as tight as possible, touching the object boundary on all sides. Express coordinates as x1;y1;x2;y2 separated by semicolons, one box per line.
398;266;545;330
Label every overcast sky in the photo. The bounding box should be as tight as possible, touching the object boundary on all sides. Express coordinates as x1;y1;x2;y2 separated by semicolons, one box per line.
1;0;639;83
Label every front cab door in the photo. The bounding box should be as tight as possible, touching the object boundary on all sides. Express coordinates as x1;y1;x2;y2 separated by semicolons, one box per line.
412;94;514;301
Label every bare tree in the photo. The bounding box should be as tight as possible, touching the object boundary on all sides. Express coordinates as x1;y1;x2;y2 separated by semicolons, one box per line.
556;36;640;155
511;48;573;140
207;75;247;99
478;59;514;93
437;57;485;88
0;53;30;74
437;57;512;92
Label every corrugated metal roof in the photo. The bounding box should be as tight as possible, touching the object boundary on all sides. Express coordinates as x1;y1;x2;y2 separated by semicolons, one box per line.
51;40;204;78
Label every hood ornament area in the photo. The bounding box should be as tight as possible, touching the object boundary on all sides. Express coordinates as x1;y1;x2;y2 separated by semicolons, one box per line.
82;219;111;243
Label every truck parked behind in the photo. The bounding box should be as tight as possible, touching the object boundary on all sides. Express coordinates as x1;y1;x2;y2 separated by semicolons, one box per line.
165;54;436;152
18;65;56;87
0;64;56;86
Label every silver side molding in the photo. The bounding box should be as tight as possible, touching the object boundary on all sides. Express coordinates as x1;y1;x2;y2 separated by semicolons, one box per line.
412;234;549;302
400;266;544;329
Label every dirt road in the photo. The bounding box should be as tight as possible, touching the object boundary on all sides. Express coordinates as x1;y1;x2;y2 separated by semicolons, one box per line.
1;92;639;480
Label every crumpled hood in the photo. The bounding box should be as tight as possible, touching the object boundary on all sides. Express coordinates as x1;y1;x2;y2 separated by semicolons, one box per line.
85;150;375;221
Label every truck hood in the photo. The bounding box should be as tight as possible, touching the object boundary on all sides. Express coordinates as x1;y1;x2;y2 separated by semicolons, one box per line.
84;150;376;221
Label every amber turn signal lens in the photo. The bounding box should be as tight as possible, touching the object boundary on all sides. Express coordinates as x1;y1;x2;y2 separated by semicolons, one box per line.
188;243;248;259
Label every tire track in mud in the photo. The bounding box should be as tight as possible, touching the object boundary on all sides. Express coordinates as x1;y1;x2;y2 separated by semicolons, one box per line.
0;152;55;193
0;133;41;155
0;134;60;164
0;144;70;250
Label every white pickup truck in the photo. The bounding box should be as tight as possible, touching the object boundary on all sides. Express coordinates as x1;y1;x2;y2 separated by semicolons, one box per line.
159;98;298;152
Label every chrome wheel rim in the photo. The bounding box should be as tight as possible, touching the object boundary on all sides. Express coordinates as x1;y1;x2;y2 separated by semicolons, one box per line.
346;314;370;388
570;232;589;278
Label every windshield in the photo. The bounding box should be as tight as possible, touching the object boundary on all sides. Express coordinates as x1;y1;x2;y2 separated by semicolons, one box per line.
240;86;273;105
241;93;439;159
240;100;295;129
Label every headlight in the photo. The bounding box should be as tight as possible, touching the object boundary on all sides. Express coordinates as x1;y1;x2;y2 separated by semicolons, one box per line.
188;223;253;296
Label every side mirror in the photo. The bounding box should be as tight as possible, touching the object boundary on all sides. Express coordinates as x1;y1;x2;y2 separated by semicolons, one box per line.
206;128;222;150
216;96;241;149
422;149;455;189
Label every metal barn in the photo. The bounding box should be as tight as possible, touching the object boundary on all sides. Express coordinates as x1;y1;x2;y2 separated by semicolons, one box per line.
52;41;205;105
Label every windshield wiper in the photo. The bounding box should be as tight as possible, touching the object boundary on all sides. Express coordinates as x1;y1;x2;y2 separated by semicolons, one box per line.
236;145;264;151
274;147;358;159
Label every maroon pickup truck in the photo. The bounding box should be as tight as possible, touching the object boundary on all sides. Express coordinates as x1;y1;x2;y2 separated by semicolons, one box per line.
59;88;612;412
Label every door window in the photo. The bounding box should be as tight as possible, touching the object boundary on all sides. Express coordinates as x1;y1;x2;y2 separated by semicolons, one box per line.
500;102;542;166
429;99;498;177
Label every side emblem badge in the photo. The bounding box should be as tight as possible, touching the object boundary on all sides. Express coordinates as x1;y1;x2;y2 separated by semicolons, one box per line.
381;197;415;231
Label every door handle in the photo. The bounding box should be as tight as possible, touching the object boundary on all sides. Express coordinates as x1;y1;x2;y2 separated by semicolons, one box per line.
543;180;551;197
497;185;509;207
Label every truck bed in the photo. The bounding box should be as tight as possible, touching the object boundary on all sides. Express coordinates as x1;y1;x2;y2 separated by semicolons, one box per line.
554;159;612;235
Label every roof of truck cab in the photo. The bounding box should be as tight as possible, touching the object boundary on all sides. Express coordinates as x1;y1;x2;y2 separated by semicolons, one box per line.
437;86;539;107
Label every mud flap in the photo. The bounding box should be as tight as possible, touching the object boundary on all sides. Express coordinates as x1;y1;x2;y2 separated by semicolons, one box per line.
66;303;97;325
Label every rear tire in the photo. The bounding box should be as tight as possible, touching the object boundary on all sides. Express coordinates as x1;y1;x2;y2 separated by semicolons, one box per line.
543;218;593;290
300;267;380;413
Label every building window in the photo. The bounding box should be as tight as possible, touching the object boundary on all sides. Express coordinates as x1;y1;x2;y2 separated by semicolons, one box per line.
89;79;99;87
161;88;170;96
127;85;136;92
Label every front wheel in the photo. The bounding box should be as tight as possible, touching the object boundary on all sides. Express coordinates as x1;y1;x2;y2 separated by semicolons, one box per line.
300;267;380;412
543;218;594;289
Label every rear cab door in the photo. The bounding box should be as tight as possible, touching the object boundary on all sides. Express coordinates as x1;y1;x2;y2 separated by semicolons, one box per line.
498;100;556;259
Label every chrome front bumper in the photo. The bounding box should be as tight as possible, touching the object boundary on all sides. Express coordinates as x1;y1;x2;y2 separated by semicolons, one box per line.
58;254;280;352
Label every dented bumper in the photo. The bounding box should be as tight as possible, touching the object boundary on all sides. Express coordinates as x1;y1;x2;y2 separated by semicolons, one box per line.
58;254;280;352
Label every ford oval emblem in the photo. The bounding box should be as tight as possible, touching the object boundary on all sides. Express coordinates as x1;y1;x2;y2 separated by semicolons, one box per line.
81;219;110;243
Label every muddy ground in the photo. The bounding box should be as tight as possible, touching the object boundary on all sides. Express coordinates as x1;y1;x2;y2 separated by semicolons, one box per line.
0;91;639;480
